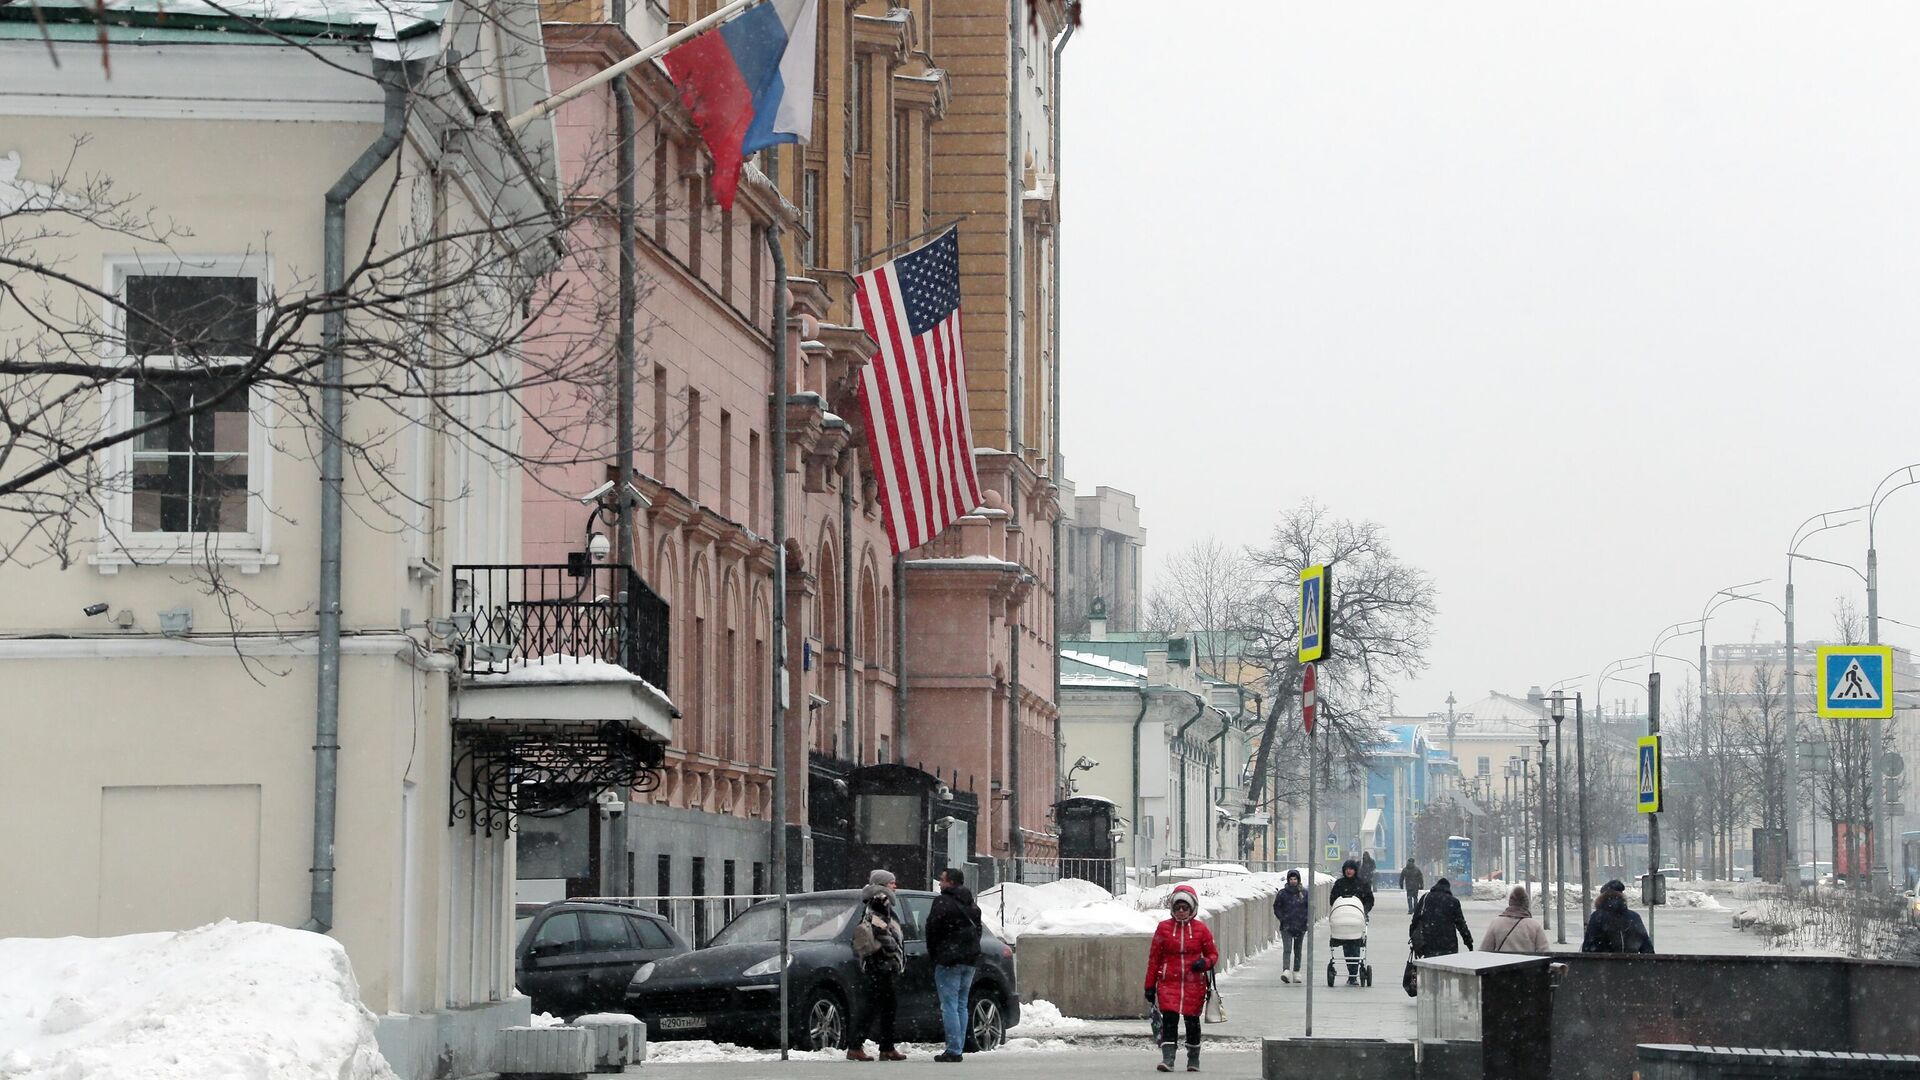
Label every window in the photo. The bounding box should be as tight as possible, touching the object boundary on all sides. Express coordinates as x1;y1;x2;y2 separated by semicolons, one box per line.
899;894;932;941
628;915;673;949
653;132;670;245
1478;756;1492;777
530;912;584;955
723;859;738;919
686;174;704;277
718;409;733;515
691;857;709;943
853;56;870;152
97;260;271;573
652;365;669;477
750;224;765;326
580;911;633;952
655;854;672;917
748;431;762;525
720;208;735;304
686;388;702;498
801;169;820;267
890;109;907;206
751;862;765;897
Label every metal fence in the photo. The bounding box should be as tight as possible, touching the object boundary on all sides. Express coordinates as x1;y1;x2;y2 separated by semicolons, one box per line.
995;856;1127;893
453;563;670;689
573;894;775;948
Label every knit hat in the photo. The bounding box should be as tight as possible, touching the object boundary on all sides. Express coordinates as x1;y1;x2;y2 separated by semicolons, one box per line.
1602;878;1627;894
1286;869;1301;883
869;869;897;888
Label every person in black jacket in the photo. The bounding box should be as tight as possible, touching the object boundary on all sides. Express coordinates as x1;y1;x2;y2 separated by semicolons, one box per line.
1401;859;1425;915
1359;851;1377;887
926;867;982;1062
1328;859;1374;914
1581;879;1655;954
1271;869;1311;983
1410;878;1473;957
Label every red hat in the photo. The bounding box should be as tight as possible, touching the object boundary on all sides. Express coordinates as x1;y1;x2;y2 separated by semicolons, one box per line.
1170;883;1200;910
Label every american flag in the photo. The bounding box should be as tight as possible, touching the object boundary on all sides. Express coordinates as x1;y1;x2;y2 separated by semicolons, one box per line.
853;228;983;554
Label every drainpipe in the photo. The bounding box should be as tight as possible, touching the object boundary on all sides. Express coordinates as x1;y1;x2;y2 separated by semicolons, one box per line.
308;58;414;935
842;458;855;760
1175;694;1206;866
1130;688;1150;870
1047;5;1075;811
1006;0;1023;455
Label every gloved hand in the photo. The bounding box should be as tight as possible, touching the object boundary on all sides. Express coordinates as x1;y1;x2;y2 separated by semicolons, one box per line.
1189;958;1208;973
1145;986;1157;1004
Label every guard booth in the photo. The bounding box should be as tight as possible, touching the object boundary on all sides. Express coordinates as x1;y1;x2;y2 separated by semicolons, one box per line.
810;758;979;891
1054;796;1118;892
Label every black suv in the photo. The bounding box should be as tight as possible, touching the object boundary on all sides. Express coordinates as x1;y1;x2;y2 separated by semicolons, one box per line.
626;890;1019;1052
515;901;690;1018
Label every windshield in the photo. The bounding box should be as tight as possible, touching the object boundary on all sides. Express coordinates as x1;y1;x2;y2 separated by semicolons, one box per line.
706;898;856;947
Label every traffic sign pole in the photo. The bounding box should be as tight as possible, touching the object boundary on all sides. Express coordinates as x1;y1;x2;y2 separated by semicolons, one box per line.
1646;673;1661;942
1303;661;1315;1038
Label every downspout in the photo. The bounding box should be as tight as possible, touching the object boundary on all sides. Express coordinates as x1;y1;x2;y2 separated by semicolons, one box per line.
766;225;792;1058
1047;6;1075;808
1130;687;1150;869
1175;694;1206;865
611;0;638;899
1006;0;1023;455
842;458;856;759
309;58;414;935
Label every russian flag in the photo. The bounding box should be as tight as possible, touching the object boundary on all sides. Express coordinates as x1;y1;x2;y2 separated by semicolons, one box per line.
662;0;818;211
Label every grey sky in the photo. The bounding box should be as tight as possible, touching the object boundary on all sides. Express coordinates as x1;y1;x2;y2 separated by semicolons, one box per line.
1060;2;1920;717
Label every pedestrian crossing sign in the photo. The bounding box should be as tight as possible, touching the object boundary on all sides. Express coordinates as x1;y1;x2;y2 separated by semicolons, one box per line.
1324;842;1341;861
1298;564;1330;663
1637;735;1662;814
1817;645;1894;719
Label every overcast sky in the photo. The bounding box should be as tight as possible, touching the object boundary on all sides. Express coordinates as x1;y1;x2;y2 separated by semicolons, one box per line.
1060;2;1920;718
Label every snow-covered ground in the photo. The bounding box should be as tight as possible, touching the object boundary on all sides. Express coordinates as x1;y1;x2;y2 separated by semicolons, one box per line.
648;1033;1084;1063
0;920;395;1080
982;868;1331;943
1470;879;1725;911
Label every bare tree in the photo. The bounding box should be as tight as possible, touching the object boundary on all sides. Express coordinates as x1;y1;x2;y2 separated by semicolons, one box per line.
1146;537;1255;678
1235;501;1437;856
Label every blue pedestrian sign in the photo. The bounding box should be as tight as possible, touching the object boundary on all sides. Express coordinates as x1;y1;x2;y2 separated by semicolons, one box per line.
1816;645;1894;720
1637;735;1662;814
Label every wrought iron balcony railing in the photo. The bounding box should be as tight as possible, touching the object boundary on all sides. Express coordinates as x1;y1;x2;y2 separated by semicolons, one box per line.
452;564;670;691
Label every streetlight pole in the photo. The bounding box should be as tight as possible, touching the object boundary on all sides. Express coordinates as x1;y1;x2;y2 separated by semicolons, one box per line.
1574;692;1590;924
1550;690;1568;944
1788;549;1867;892
1786;510;1863;889
1700;582;1776;879
1866;465;1920;892
1521;756;1532;902
1537;734;1550;931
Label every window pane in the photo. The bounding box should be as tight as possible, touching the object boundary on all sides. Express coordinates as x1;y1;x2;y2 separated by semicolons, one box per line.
531;912;583;953
125;275;256;358
197;455;249;533
127;371;249;534
132;457;188;533
579;912;632;951
629;916;672;949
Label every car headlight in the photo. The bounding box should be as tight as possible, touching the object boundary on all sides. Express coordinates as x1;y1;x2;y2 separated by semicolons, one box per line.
629;963;656;987
742;954;790;978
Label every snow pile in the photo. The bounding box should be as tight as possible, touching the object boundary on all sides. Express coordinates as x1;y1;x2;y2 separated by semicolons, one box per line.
1024;903;1161;938
1667;890;1726;910
1006;999;1087;1035
529;1012;566;1028
1132;870;1326;913
0;920;395;1080
470;654;647;684
980;879;1120;943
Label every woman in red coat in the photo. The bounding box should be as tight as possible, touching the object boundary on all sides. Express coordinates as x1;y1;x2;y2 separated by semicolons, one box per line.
1143;883;1218;1072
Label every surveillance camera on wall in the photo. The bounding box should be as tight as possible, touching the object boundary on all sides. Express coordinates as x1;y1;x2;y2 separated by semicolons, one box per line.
807;693;830;711
578;480;616;505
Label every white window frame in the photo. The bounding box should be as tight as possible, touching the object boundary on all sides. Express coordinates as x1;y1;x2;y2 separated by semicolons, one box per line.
90;253;278;575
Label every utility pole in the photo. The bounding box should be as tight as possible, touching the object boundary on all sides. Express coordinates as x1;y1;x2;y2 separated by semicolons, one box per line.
1647;672;1662;942
1303;664;1317;1037
1552;691;1567;944
766;227;791;1060
1575;693;1592;921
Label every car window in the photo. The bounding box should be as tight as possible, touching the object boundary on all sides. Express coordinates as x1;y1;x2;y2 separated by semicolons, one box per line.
629;915;673;949
531;912;583;954
899;895;932;941
708;898;857;946
580;911;633;951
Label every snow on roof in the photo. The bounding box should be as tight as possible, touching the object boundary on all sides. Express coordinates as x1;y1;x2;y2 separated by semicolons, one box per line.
905;555;1020;568
1061;650;1146;679
467;654;674;713
21;0;448;35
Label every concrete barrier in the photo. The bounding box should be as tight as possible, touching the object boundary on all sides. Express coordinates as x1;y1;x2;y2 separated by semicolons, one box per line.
1017;877;1329;1018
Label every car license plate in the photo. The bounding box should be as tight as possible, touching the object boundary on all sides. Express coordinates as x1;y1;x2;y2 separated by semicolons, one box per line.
659;1016;707;1031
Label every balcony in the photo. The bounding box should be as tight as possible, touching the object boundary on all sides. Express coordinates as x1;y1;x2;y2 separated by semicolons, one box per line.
448;564;675;835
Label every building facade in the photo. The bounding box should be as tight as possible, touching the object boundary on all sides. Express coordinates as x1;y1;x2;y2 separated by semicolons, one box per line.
0;7;671;1076
1059;481;1146;636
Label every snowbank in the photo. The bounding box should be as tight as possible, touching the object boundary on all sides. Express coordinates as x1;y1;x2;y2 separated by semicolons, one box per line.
0;920;394;1080
469;654;648;684
1132;870;1331;914
1024;903;1161;938
979;879;1120;943
1006;999;1087;1036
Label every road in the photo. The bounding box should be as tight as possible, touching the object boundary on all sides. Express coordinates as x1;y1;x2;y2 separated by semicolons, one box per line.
628;888;1765;1078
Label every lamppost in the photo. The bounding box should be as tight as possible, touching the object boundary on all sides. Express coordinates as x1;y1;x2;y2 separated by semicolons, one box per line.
1866;465;1920;891
1549;690;1568;943
1534;708;1550;930
1785;507;1865;893
1701;581;1779;879
1504;757;1520;881
1792;549;1870;889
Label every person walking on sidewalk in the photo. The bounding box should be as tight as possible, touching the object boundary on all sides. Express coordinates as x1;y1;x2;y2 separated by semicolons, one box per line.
1401;859;1425;915
1581;879;1654;954
1479;885;1549;955
1145;884;1217;1073
1359;850;1377;887
848;870;906;1061
1410;878;1473;958
1328;859;1374;914
1271;869;1310;984
927;867;983;1063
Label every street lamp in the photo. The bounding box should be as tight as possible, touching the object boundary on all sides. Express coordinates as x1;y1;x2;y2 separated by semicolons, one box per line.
1550;689;1568;943
1780;508;1863;893
1534;706;1550;930
1701;581;1781;881
1866;465;1920;890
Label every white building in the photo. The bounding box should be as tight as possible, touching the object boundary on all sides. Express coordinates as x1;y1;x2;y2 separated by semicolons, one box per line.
0;6;672;1075
1058;638;1253;869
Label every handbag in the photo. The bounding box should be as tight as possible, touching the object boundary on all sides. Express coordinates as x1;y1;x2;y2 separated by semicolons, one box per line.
1402;960;1418;998
1203;972;1227;1024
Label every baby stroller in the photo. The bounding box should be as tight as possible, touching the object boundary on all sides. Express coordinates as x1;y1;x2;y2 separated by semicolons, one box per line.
1325;895;1372;987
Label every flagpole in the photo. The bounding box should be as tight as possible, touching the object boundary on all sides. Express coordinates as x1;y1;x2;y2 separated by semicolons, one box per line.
506;0;767;131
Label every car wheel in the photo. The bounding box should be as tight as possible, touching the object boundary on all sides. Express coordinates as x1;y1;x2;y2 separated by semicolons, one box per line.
964;988;1005;1052
801;987;847;1052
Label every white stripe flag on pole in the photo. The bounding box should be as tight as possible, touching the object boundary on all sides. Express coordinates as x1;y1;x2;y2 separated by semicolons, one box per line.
852;228;984;554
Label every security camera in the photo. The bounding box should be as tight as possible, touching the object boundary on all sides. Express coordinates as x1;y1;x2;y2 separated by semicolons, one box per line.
83;603;110;618
578;480;616;505
588;533;611;562
623;481;652;509
935;815;958;828
807;693;830;711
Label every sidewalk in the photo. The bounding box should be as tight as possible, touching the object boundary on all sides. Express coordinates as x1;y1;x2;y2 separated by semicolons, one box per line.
1209;890;1419;1041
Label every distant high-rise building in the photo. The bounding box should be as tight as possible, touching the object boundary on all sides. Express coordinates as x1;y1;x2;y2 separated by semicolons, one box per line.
1060;482;1145;635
